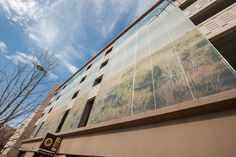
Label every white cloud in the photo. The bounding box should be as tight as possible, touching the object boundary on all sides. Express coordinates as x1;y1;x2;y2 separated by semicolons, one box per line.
0;0;45;26
5;51;59;80
26;20;59;49
5;51;38;65
55;54;78;73
48;72;59;80
0;41;7;53
88;0;158;38
63;61;78;74
0;0;158;76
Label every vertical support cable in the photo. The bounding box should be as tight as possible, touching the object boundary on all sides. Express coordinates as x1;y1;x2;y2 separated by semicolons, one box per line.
160;10;195;100
147;24;157;109
131;27;138;115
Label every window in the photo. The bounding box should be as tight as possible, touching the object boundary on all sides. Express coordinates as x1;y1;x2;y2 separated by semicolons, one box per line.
86;64;92;70
48;107;53;113
71;90;80;99
105;47;113;56
63;85;67;89
56;109;70;133
56;95;60;101
80;76;86;83
32;125;37;134
48;102;52;106
78;97;96;127
93;75;103;87
17;151;26;157
54;91;58;96
100;59;109;69
34;122;44;137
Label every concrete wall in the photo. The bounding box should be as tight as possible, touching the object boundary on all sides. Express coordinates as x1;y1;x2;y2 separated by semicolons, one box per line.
57;109;236;157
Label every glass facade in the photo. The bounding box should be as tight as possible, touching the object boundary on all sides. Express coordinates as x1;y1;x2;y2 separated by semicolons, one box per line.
32;0;236;138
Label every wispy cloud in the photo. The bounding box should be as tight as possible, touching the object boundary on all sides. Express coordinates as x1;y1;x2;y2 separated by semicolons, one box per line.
54;53;78;74
0;0;157;77
5;51;38;65
5;51;59;80
0;41;7;53
0;0;45;26
48;72;59;80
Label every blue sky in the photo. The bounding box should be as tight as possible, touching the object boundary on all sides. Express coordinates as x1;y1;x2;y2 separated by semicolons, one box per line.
0;0;157;83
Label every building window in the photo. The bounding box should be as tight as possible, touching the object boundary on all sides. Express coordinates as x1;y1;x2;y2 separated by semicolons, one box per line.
100;59;109;69
72;90;80;99
48;102;52;106
93;75;103;87
78;97;96;127
56;95;60;101
105;47;113;56
34;122;44;137
56;109;70;133
86;64;92;70
31;125;37;136
17;151;26;157
48;107;53;113
63;85;67;89
80;76;87;83
54;91;58;96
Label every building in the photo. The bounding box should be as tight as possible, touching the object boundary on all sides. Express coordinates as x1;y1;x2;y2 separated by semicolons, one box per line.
1;85;60;157
1;114;35;157
0;125;15;152
20;0;236;156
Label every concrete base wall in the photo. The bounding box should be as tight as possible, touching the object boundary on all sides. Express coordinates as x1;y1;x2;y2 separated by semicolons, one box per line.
20;89;236;157
21;109;236;157
55;109;236;157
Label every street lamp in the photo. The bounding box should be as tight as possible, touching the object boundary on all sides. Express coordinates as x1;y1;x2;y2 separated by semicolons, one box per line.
35;65;47;87
36;65;47;74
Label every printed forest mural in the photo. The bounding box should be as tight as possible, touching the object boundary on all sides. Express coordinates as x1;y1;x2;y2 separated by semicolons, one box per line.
87;2;236;125
32;1;236;136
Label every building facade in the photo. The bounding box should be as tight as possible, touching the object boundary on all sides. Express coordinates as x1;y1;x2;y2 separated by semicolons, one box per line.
20;0;236;157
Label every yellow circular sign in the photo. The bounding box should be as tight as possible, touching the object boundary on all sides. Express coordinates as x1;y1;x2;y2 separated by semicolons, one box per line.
44;138;53;147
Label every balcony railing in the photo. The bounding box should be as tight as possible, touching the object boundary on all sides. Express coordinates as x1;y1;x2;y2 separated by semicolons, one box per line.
197;3;236;39
184;0;218;18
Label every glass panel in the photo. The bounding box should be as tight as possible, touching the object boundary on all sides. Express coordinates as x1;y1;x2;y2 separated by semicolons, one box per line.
113;66;134;119
161;4;236;99
30;121;42;138
87;27;138;124
60;60;101;131
60;92;89;131
90;68;134;124
92;52;104;64
148;7;193;108
35;109;66;138
88;56;129;124
42;0;236;129
132;19;155;114
112;26;137;118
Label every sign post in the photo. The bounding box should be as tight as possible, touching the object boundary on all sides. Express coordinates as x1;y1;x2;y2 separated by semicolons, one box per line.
38;133;62;156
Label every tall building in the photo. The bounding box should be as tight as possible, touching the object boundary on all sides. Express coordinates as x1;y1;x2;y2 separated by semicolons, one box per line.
20;0;236;157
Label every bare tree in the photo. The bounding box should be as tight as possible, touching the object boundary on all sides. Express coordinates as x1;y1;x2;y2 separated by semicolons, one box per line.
0;50;57;149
